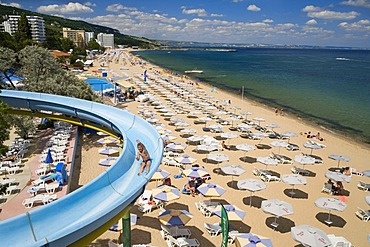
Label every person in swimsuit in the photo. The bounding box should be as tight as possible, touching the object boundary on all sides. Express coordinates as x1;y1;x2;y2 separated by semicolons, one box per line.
136;140;151;175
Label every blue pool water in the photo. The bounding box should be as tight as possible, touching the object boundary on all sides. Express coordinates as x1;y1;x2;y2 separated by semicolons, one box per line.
85;78;114;92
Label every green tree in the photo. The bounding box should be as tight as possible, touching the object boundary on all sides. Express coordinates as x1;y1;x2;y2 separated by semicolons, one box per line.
86;39;102;50
60;37;75;52
0;102;10;155
18;46;98;101
43;28;62;51
8;115;36;139
0;32;17;51
0;47;18;89
14;14;33;50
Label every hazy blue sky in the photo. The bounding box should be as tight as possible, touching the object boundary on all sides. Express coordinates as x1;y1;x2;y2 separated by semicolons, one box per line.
1;0;370;47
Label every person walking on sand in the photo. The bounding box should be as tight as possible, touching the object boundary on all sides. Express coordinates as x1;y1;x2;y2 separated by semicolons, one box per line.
136;140;151;175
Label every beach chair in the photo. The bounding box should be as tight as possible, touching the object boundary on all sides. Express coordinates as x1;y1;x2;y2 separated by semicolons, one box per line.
291;166;309;176
286;143;300;151
321;183;333;195
228;231;243;244
355;207;370;222
22;194;58;208
166;235;200;247
160;225;191;240
261;174;281;182
204;223;221;236
357;181;370;191
271;152;293;164
4;185;18;196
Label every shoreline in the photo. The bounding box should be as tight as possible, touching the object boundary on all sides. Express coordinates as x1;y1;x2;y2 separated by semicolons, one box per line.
132;50;370;150
83;48;370;246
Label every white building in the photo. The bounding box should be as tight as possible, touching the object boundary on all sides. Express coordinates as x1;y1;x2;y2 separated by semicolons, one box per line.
85;32;94;44
97;33;114;48
2;15;46;43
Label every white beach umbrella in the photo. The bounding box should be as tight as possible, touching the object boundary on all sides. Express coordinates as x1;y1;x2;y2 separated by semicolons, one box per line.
325;171;351;183
257;156;279;169
236;143;256;158
186;135;204;144
209;124;223;130
294;154;315;166
303;141;325;154
253;117;265;126
314;197;347;225
291;225;331;247
240;111;253;120
261;199;294;228
220;164;246;181
365;195;370;205
237;179;266;206
281;174;307;197
213;204;246;221
166;142;187;152
195;144;219;153
266;123;279;130
281;131;298;142
207;153;229;163
174;122;190;127
270;140;289;154
180;128;197;135
328;154;350;168
170;117;186;123
220;132;238;145
226;116;240;127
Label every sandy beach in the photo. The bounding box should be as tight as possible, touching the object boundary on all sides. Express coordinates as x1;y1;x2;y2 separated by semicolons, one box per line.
76;49;370;247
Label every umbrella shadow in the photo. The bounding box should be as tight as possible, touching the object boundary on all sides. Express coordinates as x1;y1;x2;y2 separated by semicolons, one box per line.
242;195;266;208
230;221;251;233
328;167;342;172
301;169;316;177
338;189;350;197
315;212;347;228
203;159;220;164
265;217;295;233
186;226;216;246
211;198;230;205
130;229;152;245
239;156;257;163
255;144;271;150
267;170;280;177
283;189;308;199
227;181;239;189
225;145;237;151
165;202;190;211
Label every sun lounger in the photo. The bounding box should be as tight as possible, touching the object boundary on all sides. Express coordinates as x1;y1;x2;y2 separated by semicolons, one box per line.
204;223;221;236
32;173;58;186
160;225;191;240
166;235;200;247
321;183;333;195
4;185;18;196
291;166;309;176
357;181;370;191
286;143;300;151
22;194;58;208
271;152;293;164
355;207;370;222
261;174;281;182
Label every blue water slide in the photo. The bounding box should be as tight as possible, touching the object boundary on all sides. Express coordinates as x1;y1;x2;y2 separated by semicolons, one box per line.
0;90;163;246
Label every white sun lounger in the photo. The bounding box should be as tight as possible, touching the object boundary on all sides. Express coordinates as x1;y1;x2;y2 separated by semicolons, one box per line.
22;194;58;208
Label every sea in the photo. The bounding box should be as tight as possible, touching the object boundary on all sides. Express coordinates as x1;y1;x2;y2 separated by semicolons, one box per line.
133;48;370;144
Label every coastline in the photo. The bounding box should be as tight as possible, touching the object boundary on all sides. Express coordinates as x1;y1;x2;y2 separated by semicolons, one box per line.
82;48;370;246
133;49;370;146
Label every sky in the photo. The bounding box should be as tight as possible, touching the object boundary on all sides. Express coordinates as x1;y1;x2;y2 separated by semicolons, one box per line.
1;0;370;48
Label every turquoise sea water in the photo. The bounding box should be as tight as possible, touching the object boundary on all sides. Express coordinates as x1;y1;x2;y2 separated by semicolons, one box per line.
133;48;370;144
85;77;114;91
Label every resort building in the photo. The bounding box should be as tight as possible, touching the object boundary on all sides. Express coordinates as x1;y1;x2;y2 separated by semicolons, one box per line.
62;28;85;48
97;33;114;48
1;15;46;43
85;32;94;44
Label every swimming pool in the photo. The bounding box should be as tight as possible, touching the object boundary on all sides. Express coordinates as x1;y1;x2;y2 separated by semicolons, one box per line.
85;78;114;92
